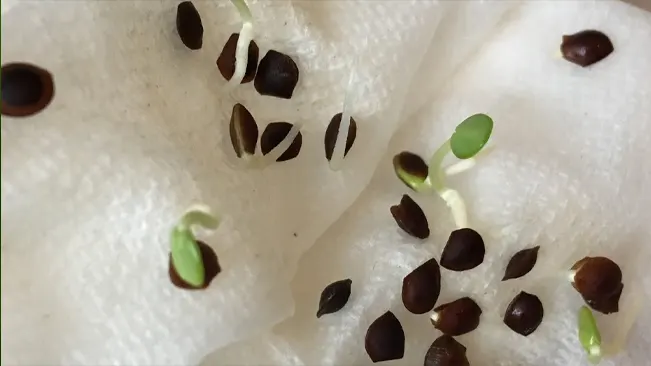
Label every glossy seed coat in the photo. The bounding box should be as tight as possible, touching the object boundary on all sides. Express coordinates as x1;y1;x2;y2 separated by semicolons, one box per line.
365;311;405;363
1;63;55;117
254;50;299;99
176;1;203;50
503;291;544;336
430;297;482;336
393;151;429;191
169;241;220;290
424;335;470;366
229;103;258;157
402;258;441;314
324;113;357;161
502;246;540;281
260;122;303;161
561;30;614;67
440;228;485;271
317;279;352;318
390;194;430;239
571;256;623;314
217;33;259;83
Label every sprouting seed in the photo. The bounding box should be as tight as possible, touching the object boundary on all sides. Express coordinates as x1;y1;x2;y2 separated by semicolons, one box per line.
175;1;203;50
1;62;55;117
402;258;441;314
229;103;259;158
578;305;602;364
227;0;255;85
365;311;405;363
169;240;221;289
217;33;259;83
317;278;352;318
324;112;357;161
430;297;482;336
503;291;544;336
424;335;470;366
561;30;614;67
502;246;540;281
260;122;303;161
570;256;623;314
254;50;299;99
440;228;485;271
393;151;429;192
390;194;430;239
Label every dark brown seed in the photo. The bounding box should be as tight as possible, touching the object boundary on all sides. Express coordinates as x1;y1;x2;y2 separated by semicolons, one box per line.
217;33;259;83
317;278;352;318
324;113;357;161
260;122;302;161
502;246;540;281
430;297;482;336
561;30;614;67
1;63;55;117
393;151;429;191
402;258;441;314
503;291;544;336
424;335;470;366
440;228;485;271
229;103;258;158
168;241;220;290
571;256;623;314
390;194;430;239
254;50;299;99
176;1;203;50
365;311;405;363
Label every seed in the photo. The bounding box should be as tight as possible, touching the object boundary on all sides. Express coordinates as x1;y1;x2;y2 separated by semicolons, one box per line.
502;246;540;281
260;122;302;161
393;151;429;191
1;63;55;117
229;103;258;158
503;291;544;336
390;194;430;239
168;241;220;289
217;33;259;83
402;258;441;314
561;30;614;67
424;335;470;366
430;297;482;336
365;311;405;363
440;228;485;271
317;278;352;318
570;256;623;314
254;50;299;99
176;1;203;50
324;113;358;161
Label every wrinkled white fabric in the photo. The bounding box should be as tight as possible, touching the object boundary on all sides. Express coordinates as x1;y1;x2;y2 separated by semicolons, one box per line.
1;0;650;365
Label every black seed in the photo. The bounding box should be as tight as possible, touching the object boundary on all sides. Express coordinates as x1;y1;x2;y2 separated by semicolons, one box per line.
393;151;429;191
217;33;259;83
254;50;299;99
430;297;482;336
440;228;485;271
571;256;623;314
229;103;258;158
365;311;405;363
324;113;358;161
176;1;203;50
561;30;614;67
1;63;54;117
502;246;540;281
424;335;470;366
503;291;544;336
168;241;220;290
260;122;302;161
317;278;352;318
390;194;430;239
402;258;441;314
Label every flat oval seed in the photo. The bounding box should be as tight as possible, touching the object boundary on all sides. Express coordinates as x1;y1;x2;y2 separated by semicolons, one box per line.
254;50;299;99
390;194;430;239
440;228;485;271
561;30;614;67
324;113;357;161
176;1;203;50
402;258;441;314
168;241;220;290
424;335;470;366
393;151;429;191
229;103;258;157
1;63;55;117
571;256;623;314
502;246;540;281
430;297;482;336
365;311;405;363
503;291;544;336
260;122;303;162
317;279;352;318
217;33;259;83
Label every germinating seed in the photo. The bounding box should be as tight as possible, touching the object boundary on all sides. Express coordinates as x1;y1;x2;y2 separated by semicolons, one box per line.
217;33;259;83
1;63;55;117
175;1;203;50
503;291;544;336
390;194;430;239
561;30;614;67
571;256;623;314
430;297;482;336
502;246;540;281
440;228;485;271
402;258;441;314
424;335;470;366
169;241;220;290
317;279;352;318
254;50;299;99
393;151;429;191
324;113;357;161
229;103;259;158
260;122;302;161
365;311;405;363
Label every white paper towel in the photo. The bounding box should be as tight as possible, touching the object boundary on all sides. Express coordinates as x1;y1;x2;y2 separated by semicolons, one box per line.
1;0;650;365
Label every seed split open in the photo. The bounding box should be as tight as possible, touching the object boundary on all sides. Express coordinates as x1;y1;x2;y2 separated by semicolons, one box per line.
430;297;482;336
561;30;614;67
254;50;299;99
440;228;485;271
168;241;220;290
503;291;544;336
570;256;623;314
176;1;203;50
365;311;405;363
324;113;357;161
260;122;303;161
217;33;259;83
390;194;430;239
424;335;470;366
317;278;352;318
1;63;55;117
402;258;441;314
229;103;259;158
502;246;540;281
393;151;429;191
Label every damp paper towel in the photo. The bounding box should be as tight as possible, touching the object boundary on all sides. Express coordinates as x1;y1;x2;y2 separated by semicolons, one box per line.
1;0;651;365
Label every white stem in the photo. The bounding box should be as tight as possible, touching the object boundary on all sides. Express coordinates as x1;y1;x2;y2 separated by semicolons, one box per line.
229;22;254;86
444;158;476;176
428;140;469;228
178;205;220;231
329;68;356;171
439;188;468;229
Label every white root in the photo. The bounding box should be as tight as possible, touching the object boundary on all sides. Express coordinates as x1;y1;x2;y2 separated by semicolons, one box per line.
228;0;254;87
329;69;356;171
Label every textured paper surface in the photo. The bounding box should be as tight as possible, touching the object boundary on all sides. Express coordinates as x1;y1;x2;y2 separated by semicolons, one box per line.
1;0;650;365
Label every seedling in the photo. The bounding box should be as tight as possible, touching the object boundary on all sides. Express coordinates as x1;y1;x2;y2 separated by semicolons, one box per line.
229;0;254;86
578;306;602;364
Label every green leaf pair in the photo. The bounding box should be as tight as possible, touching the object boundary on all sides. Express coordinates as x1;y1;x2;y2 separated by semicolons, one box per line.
578;306;602;364
171;209;220;287
450;113;493;160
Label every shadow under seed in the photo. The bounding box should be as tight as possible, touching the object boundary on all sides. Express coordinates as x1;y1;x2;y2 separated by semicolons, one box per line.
503;291;544;336
260;122;302;161
365;311;405;363
317;278;352;318
390;194;430;239
1;62;55;117
324;112;358;161
175;1;203;50
168;241;220;290
217;33;259;83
